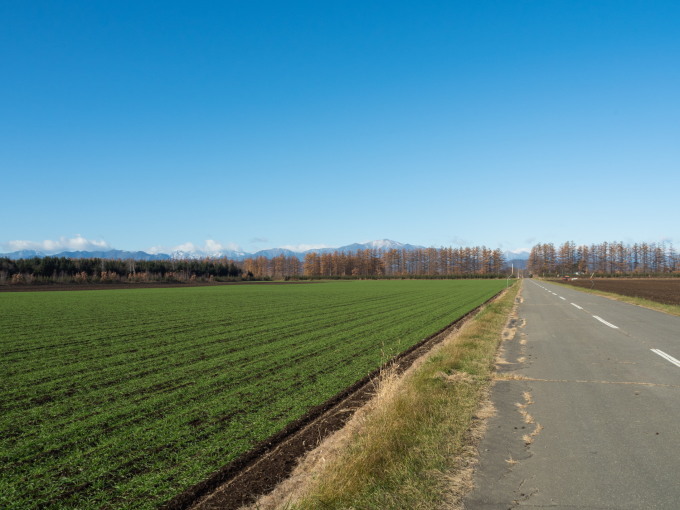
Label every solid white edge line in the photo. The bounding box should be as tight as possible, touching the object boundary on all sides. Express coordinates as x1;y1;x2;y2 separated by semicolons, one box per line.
651;349;680;368
570;303;583;310
592;315;619;329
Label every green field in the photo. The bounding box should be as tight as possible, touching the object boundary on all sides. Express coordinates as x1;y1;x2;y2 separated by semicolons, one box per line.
1;280;506;509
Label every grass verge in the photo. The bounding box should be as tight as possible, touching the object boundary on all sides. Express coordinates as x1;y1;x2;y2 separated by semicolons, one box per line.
286;281;520;510
552;281;680;317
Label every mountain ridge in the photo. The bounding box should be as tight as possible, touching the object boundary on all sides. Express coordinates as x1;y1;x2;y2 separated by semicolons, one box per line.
0;239;529;262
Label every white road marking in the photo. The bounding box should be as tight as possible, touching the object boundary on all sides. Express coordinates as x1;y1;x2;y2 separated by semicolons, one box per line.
593;315;619;329
559;296;566;300
651;349;680;368
571;303;583;310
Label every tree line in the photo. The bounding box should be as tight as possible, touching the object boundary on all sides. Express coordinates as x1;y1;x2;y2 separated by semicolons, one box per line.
1;246;507;285
0;257;242;285
528;241;679;276
243;247;506;279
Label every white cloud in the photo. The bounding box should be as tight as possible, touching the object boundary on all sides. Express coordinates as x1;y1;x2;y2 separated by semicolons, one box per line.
225;243;243;252
280;243;333;252
147;245;169;255
3;235;111;254
449;236;470;246
204;240;223;253
173;242;198;253
202;240;243;254
147;240;243;255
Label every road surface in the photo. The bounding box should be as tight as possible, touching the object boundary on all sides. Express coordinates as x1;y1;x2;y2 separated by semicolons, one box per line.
465;279;680;509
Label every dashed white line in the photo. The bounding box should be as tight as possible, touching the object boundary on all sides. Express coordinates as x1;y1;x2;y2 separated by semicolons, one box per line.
592;315;619;329
559;296;566;300
651;349;680;368
571;303;583;310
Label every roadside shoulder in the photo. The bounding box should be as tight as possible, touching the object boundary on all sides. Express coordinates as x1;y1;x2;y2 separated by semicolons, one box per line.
251;282;521;510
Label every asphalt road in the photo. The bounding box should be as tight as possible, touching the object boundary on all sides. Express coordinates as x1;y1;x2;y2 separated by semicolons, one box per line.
464;279;680;510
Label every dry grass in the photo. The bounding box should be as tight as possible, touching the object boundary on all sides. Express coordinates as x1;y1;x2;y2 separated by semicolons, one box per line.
515;390;541;446
277;282;521;510
522;424;543;446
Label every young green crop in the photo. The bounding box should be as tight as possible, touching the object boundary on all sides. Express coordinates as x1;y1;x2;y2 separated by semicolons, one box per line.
0;280;505;509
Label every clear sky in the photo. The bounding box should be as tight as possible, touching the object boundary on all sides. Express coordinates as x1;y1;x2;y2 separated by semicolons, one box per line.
2;1;679;255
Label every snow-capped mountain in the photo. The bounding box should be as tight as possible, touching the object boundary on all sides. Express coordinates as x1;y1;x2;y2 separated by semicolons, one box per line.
168;248;247;260
169;250;206;260
503;250;530;260
332;239;422;253
250;248;301;259
244;240;424;260
0;239;432;261
503;250;530;270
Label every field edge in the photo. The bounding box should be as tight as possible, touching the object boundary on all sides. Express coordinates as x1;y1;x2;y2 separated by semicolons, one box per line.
263;281;521;510
550;279;680;316
167;284;513;510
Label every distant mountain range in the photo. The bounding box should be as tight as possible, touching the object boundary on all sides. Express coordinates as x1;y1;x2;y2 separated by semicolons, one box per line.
2;249;171;261
505;251;530;270
0;239;530;263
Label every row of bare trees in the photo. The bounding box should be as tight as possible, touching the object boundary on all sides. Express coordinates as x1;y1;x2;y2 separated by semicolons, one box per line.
2;247;507;285
242;247;506;279
528;241;679;276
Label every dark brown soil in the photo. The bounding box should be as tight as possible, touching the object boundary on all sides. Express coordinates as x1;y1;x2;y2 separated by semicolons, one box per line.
160;293;503;510
559;278;680;306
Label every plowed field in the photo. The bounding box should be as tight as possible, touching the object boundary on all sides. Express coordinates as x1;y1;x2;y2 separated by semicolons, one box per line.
0;279;506;509
561;278;680;305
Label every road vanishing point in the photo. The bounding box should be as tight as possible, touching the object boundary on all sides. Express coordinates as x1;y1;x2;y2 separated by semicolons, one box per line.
465;279;680;509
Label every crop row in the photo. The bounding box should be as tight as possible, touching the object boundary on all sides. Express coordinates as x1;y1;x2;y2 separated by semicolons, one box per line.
0;279;506;508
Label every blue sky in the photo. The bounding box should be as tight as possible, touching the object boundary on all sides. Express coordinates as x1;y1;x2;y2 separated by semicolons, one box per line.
2;1;679;254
